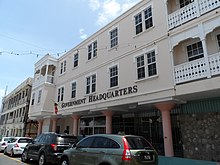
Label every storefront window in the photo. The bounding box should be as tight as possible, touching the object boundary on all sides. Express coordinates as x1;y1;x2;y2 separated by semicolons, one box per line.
80;117;93;126
94;116;105;126
80;116;106;135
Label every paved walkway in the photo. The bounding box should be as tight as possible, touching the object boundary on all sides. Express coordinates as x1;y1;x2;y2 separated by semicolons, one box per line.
159;156;218;165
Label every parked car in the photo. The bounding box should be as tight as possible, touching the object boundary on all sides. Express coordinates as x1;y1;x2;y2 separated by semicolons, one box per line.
4;137;33;157
59;134;158;165
21;132;78;165
0;137;15;152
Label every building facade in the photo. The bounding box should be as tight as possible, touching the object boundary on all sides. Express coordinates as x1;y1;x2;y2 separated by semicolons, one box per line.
0;78;38;138
28;0;220;162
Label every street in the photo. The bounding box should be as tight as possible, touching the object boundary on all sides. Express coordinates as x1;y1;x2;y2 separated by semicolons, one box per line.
0;153;41;165
0;153;27;165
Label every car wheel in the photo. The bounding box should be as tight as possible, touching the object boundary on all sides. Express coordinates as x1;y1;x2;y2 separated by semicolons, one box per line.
21;150;30;162
10;149;15;157
60;157;69;165
39;153;46;165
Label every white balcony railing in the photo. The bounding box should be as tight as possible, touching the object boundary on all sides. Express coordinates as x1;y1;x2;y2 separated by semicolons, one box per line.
174;53;220;84
47;75;54;84
168;0;220;29
33;75;55;88
209;53;220;76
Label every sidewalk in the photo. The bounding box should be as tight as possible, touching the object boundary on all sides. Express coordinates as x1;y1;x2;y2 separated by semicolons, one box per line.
159;156;218;165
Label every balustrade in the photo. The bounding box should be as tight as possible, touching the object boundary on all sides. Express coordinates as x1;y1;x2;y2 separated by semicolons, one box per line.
168;0;220;29
174;53;220;84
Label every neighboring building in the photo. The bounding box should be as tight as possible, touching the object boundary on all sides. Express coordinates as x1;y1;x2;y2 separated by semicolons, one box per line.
0;78;38;138
28;0;220;162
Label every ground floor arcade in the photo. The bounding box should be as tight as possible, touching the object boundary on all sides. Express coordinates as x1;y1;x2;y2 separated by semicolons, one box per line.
36;97;220;162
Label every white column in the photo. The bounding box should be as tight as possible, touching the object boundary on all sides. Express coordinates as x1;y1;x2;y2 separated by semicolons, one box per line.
71;115;80;136
198;23;211;78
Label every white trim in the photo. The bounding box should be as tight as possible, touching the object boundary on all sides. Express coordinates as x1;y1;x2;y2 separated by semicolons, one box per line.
108;26;119;50
108;63;120;89
132;2;153;19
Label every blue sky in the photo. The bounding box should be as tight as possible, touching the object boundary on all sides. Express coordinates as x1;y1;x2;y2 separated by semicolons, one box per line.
0;0;140;108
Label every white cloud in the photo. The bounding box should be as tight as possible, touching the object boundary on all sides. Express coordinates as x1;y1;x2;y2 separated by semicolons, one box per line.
88;0;140;26
121;1;138;13
89;0;101;11
79;28;88;40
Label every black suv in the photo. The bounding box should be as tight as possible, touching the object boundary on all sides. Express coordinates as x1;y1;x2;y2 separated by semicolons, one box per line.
21;132;78;165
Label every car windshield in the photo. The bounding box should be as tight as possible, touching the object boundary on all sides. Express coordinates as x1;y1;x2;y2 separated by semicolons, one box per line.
3;138;11;141
126;136;153;150
57;136;78;144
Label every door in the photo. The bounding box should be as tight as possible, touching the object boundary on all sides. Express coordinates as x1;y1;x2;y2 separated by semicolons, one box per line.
28;134;45;160
72;136;99;165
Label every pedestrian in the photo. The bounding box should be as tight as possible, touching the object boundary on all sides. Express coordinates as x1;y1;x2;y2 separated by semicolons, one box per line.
64;129;69;134
118;128;125;135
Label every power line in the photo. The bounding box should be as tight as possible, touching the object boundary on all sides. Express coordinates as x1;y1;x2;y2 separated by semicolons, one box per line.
0;50;67;58
0;33;48;50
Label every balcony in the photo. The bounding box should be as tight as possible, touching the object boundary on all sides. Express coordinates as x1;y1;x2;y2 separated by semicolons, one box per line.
33;75;55;88
6;118;14;124
174;52;220;84
168;0;220;29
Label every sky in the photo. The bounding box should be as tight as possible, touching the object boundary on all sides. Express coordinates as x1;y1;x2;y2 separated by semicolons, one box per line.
0;0;140;109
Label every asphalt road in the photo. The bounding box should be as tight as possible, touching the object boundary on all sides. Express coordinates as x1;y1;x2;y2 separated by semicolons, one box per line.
0;153;40;165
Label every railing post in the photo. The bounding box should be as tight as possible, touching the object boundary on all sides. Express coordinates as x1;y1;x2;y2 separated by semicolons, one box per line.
194;0;201;17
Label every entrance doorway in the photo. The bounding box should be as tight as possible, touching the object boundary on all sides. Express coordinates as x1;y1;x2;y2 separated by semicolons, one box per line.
112;113;164;155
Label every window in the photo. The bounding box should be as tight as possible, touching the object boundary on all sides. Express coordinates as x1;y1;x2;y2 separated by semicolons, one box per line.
71;81;77;98
136;50;157;80
18;138;33;143
91;137;120;148
57;87;64;102
135;13;142;35
78;137;95;148
126;136;153;149
92;137;108;148
60;60;67;74
137;55;145;79
147;51;157;76
187;41;204;61
31;93;35;105
180;0;194;8
37;90;42;103
110;28;118;48
135;6;153;35
86;74;96;94
109;65;118;88
88;41;97;60
144;7;153;30
73;53;79;68
217;34;220;49
22;91;25;98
